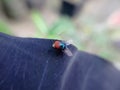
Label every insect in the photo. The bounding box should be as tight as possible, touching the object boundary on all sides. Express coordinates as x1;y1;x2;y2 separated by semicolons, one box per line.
52;40;73;56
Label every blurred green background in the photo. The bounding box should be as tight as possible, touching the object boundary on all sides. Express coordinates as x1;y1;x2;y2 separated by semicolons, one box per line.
0;0;120;64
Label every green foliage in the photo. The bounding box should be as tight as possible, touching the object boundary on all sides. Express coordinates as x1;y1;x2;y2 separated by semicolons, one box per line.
31;10;76;39
0;21;12;35
31;10;48;37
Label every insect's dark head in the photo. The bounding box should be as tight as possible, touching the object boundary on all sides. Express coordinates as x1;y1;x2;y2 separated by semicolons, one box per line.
60;42;67;50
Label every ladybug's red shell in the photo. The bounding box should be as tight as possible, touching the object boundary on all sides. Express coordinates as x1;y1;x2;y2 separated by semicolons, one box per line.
53;41;61;49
